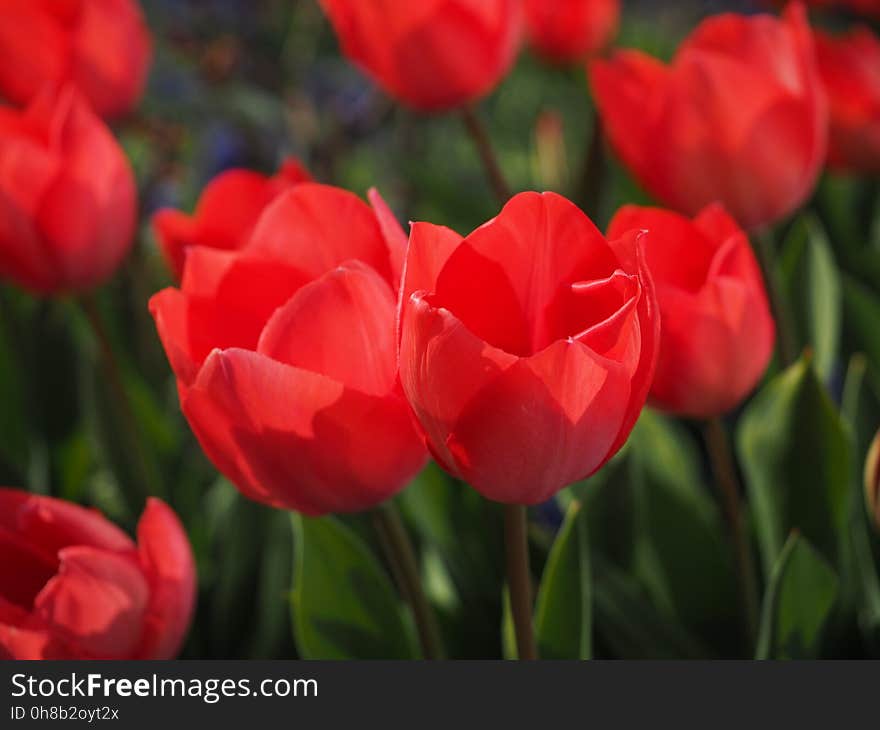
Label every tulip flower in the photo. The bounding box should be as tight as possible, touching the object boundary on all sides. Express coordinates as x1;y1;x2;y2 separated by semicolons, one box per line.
152;158;312;280
150;184;426;515
0;0;152;119
814;27;880;174
867;429;880;530
589;3;827;230
398;191;659;504
318;0;523;112
0;491;195;660
0;85;136;294
608;203;775;418
524;0;619;64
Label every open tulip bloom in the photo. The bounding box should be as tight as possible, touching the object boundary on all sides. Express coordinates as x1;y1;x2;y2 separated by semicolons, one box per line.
399;191;659;504
151;183;427;515
0;491;195;660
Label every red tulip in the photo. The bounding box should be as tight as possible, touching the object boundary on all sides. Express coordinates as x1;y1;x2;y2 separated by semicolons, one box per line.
814;27;880;174
150;184;426;515
0;85;136;294
0;491;195;660
398;191;659;504
589;3;827;231
153;159;312;280
524;0;619;64
318;0;523;112
608;203;775;418
0;0;152;119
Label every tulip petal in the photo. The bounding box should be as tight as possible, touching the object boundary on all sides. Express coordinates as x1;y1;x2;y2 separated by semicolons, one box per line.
400;292;517;474
157;246;311;375
399;221;463;340
589;50;669;177
183;348;424;514
368;187;408;287
446;339;631;503
249;183;395;286
34;546;149;659
135;498;196;660
258;262;397;396
608;205;718;292
433;191;618;355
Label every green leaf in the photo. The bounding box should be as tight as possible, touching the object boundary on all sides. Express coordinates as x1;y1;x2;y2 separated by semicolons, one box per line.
630;411;738;647
737;357;850;576
756;533;838;659
592;555;710;659
291;514;415;659
842;275;880;379
534;501;592;659
780;214;842;381
840;356;880;634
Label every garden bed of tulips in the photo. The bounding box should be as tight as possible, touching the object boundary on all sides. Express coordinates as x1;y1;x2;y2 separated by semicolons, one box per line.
0;0;879;661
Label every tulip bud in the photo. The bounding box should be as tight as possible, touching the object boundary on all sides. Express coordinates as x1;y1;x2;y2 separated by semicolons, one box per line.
866;429;880;529
0;85;136;294
589;3;827;230
607;202;775;418
0;0;152;119
814;26;880;175
318;0;523;112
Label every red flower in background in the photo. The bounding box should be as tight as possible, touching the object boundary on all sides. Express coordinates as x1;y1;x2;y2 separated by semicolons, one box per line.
0;0;152;119
608;203;775;418
0;491;195;660
398;192;659;504
152;159;312;280
318;0;523;112
0;85;136;294
524;0;619;64
589;3;827;230
150;184;426;515
814;27;880;174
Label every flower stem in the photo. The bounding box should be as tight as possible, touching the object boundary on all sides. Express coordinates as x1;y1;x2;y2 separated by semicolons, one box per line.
577;112;605;219
462;106;511;205
753;230;797;367
703;417;759;650
504;503;538;660
373;502;444;659
79;293;157;507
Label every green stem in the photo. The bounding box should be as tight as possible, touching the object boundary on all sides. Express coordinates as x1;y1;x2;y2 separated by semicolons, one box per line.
504;504;538;660
462;105;511;205
577;112;605;220
703;417;760;651
753;230;798;367
79;293;156;507
373;502;444;660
